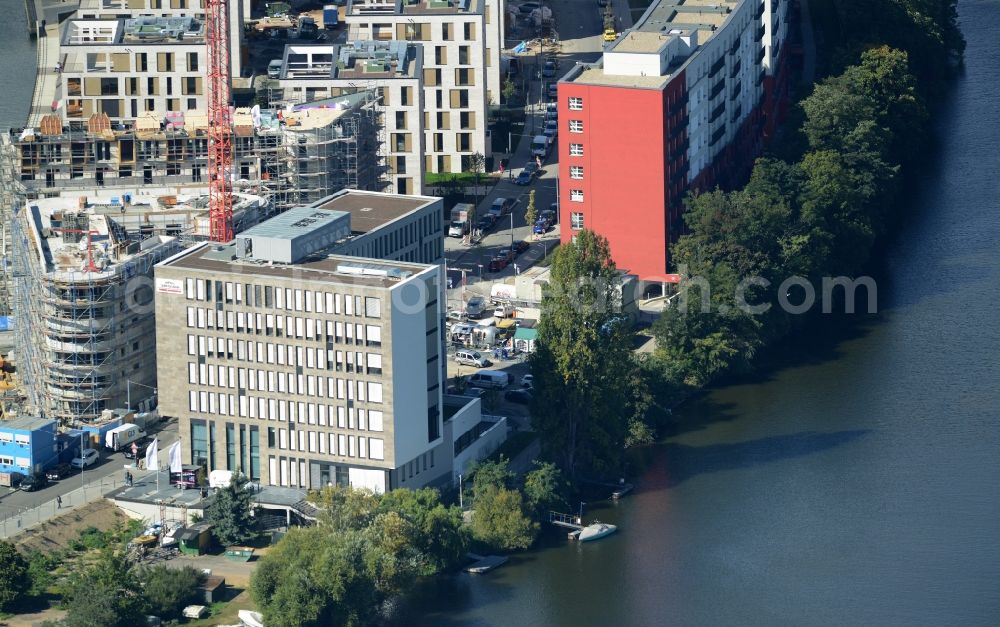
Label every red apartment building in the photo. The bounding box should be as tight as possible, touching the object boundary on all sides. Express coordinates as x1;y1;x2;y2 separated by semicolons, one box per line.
557;0;792;281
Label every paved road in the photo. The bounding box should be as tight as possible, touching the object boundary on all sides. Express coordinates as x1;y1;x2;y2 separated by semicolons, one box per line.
0;419;180;526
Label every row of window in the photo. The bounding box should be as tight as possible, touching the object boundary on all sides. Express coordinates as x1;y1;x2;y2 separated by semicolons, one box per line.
184;279;381;319
188;361;385;398
185;310;383;345
398;450;436;483
188;389;386;423
0;456;29;467
186;335;380;374
267;428;385;461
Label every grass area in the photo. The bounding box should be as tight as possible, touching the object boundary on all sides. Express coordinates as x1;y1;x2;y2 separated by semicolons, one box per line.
425;171;501;186
186;588;255;626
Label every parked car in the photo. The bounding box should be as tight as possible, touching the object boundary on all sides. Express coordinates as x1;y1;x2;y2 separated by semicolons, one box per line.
546;102;558;113
540;208;557;225
547;83;558;99
476;215;496;232
20;473;49;492
543;120;558;140
523;161;539;176
455;350;488;367
533;220;549;235
488;256;509;272
123;436;152;459
496;248;515;263
45;463;74;481
513;240;530;255
545;109;559;122
71;448;99;469
463;387;487;399
447;310;468;323
505;389;533;404
542;59;558;78
490;197;514;216
514;169;533;185
469;370;510;389
494;304;513;318
520;374;535;388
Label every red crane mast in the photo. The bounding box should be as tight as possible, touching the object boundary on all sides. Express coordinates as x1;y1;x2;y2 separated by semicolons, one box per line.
206;0;234;242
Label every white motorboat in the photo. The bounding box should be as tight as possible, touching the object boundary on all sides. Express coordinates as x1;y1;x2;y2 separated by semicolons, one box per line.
577;522;618;542
238;609;265;627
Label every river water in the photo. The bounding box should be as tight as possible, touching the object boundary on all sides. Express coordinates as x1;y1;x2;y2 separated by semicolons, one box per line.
399;1;1000;625
1;2;996;625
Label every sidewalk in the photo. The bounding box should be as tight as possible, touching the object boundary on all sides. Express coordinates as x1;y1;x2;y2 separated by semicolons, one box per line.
27;21;62;126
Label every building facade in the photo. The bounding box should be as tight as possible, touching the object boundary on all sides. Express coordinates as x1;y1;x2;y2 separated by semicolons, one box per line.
344;0;503;174
154;191;449;492
557;0;791;279
0;417;58;478
59;6;243;123
272;41;426;195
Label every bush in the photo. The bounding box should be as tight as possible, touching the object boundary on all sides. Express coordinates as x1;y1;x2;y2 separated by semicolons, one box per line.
140;565;205;620
0;541;30;611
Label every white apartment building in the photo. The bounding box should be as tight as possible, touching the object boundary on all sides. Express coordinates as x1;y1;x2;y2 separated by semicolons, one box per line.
344;0;503;174
154;194;449;492
59;7;244;123
273;41;426;195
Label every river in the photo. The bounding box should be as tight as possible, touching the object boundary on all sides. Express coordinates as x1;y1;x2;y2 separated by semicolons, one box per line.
398;1;1000;625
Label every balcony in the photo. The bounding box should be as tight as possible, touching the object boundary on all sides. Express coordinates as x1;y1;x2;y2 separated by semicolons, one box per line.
754;25;765;42
730;82;742;101
709;56;725;78
710;126;727;145
709;101;726;123
755;1;765;19
757;46;766;63
756;69;766;86
730;105;743;123
710;78;726;100
730;59;741;78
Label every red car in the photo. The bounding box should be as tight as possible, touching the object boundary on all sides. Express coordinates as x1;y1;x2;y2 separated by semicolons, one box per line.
488;257;509;272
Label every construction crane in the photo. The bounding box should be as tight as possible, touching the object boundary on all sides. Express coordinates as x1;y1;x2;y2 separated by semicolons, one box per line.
206;0;234;242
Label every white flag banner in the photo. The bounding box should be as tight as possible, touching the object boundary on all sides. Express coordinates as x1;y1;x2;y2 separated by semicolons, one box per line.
167;441;182;473
145;437;159;471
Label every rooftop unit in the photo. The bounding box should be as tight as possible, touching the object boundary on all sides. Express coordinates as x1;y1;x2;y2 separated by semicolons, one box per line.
235;207;352;263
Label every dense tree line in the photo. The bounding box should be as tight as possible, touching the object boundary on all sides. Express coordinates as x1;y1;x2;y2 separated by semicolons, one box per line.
250;486;467;627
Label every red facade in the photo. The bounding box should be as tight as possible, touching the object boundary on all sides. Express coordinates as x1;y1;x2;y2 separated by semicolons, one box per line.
557;70;687;279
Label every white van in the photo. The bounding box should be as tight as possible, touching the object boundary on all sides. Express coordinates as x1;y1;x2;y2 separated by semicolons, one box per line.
468;370;509;389
455;350;488;367
530;135;549;158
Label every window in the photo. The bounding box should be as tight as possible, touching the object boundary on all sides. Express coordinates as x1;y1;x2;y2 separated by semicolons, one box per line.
569;119;584;133
571;189;584;202
570;143;584;156
568;96;583;110
571;212;585;229
570;165;584;179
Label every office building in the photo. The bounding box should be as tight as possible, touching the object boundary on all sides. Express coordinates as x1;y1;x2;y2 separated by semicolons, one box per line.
154;190;448;492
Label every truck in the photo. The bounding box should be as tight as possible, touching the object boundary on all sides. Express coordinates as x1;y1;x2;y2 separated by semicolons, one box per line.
448;203;474;237
104;423;147;451
323;4;339;28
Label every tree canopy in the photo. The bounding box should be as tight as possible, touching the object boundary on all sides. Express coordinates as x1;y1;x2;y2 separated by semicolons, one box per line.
60;550;147;627
204;472;258;547
0;541;30;612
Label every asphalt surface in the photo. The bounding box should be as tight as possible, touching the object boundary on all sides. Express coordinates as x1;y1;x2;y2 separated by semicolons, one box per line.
0;420;180;522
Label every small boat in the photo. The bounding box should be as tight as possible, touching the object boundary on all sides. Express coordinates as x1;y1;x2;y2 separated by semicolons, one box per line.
577;522;617;542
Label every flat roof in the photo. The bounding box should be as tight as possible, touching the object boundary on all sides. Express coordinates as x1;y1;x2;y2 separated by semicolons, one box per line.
280;41;418;80
0;417;57;432
63;17;206;46
347;0;480;16
239;206;350;241
315;190;435;234
163;246;434;289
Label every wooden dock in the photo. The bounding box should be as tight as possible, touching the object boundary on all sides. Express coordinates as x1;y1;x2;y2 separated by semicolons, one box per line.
549;511;584;539
464;553;509;574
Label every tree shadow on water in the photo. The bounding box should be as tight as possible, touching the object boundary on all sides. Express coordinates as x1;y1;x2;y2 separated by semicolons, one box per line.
657;429;870;488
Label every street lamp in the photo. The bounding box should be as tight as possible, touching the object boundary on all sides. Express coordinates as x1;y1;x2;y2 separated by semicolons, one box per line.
510;211;515;252
459;473;464;509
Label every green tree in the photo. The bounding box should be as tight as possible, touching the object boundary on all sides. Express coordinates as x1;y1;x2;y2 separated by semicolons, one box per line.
0;541;30;612
471;457;514;499
523;461;568;519
61;550;147;627
502;76;517;103
525;189;537;234
530;229;633;479
377;488;468;573
470;487;538;551
204;473;258;546
140;565;205;620
467;151;487;208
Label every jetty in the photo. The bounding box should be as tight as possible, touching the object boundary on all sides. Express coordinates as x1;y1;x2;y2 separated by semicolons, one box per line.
464;553;509;574
549;511;584;540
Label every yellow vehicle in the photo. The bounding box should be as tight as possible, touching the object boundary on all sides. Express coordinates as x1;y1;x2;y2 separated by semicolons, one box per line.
603;28;617;42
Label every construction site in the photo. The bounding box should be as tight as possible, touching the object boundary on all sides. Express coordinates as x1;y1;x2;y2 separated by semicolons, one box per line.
0;91;387;426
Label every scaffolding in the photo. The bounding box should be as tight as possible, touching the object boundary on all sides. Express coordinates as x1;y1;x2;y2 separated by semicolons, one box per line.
11;202;182;425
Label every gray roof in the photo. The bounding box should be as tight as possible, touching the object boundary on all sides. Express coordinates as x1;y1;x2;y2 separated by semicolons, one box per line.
0;417;57;432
